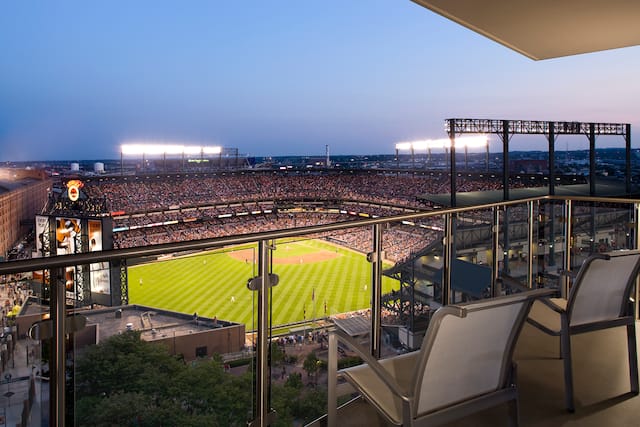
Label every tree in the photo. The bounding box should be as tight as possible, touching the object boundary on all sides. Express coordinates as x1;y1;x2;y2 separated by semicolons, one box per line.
284;372;303;389
270;373;326;427
74;331;252;426
75;330;183;399
74;331;326;427
302;351;319;379
270;341;284;366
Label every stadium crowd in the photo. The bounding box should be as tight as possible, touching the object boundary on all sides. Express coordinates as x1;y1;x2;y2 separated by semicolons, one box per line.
83;171;546;262
89;172;520;214
114;211;438;263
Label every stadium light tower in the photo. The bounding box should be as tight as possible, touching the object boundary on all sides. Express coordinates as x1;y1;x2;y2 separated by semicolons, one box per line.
394;135;488;171
120;142;222;174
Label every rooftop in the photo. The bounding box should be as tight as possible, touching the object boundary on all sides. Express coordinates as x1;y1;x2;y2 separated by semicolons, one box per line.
0;178;40;195
20;298;238;342
83;305;233;341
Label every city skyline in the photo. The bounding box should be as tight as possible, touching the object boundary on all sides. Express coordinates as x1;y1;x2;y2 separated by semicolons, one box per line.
2;1;640;161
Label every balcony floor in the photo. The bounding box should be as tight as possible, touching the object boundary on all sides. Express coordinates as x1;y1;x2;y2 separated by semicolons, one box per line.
322;321;640;427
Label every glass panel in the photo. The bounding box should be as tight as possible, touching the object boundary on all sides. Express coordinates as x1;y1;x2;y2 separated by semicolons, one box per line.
452;208;494;302
502;202;532;287
532;200;565;290
381;217;443;353
268;225;385;425
570;201;636;266
1;268;46;426
69;246;255;426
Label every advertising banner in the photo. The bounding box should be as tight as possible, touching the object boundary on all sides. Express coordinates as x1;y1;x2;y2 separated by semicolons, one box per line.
88;220;110;295
35;215;50;257
55;217;81;255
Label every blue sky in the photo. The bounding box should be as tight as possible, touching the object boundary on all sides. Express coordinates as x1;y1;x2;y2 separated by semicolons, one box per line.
1;1;640;161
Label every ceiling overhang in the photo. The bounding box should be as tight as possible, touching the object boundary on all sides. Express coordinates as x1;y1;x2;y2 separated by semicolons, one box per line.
411;0;640;60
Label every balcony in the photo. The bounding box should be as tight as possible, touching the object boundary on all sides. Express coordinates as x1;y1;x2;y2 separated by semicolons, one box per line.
0;194;639;426
319;321;640;426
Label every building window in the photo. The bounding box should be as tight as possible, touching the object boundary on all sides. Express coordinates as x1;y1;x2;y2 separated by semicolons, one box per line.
195;346;207;358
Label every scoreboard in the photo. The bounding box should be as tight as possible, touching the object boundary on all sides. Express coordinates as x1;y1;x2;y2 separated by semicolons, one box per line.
33;179;123;307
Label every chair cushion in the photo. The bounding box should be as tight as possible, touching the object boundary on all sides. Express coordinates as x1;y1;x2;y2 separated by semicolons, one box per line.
341;351;419;425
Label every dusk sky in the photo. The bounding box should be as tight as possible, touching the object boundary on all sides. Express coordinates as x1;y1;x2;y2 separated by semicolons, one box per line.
2;1;640;161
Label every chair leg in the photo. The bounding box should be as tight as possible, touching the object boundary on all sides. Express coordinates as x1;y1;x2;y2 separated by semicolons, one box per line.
627;322;639;395
508;393;519;427
507;364;519;427
561;318;575;412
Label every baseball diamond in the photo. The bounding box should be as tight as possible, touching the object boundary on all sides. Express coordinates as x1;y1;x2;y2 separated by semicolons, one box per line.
127;238;399;328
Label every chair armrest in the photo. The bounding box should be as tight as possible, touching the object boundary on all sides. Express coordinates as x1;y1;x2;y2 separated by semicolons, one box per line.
558;269;578;280
498;275;560;298
332;328;411;402
539;297;566;313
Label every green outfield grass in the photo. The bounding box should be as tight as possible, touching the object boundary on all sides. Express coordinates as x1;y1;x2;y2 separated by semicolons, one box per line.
127;238;399;329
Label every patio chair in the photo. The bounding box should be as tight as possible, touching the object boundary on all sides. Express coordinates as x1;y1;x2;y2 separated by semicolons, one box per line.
527;250;640;412
327;288;549;427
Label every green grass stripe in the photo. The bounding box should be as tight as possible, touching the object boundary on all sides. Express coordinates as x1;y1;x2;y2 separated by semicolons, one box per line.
128;238;399;328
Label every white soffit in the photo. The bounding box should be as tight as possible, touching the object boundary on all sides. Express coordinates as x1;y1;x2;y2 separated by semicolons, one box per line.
411;0;640;60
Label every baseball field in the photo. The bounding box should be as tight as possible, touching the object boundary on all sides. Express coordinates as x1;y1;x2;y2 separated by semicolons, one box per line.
127;238;400;329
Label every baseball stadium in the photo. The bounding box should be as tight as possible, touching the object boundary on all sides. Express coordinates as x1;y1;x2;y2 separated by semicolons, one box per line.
3;1;640;425
82;169;492;329
79;166;566;332
2;143;640;427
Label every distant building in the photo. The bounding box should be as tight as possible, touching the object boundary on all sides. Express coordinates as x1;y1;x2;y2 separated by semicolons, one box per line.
0;168;51;260
17;299;246;362
510;159;547;174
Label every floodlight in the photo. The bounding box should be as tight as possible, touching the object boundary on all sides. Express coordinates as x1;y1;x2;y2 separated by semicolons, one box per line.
121;144;146;155
203;146;222;154
411;140;429;150
121;142;223;156
145;145;168;155
455;135;488;148
164;145;185;155
395;134;488;152
183;146;202;155
395;142;412;150
427;139;449;149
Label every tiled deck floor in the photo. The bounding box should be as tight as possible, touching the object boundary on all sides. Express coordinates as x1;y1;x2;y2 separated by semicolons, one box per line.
319;321;640;426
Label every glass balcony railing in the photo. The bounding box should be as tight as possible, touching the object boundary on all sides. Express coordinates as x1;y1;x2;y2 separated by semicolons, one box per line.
0;195;638;426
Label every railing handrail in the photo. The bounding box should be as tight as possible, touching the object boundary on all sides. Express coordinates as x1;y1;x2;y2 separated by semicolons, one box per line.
1;193;637;276
3;191;638;427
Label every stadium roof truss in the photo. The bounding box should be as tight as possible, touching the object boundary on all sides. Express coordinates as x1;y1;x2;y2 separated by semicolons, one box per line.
444;118;632;207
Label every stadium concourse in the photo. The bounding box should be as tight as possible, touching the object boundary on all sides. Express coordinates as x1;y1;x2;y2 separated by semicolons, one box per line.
81;170;554;263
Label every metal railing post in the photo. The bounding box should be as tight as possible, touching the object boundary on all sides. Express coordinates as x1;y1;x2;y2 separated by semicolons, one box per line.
527;201;535;288
246;241;279;427
256;240;272;426
632;203;640;319
442;213;453;305
563;200;572;271
51;267;66;427
563;200;573;298
370;224;383;358
327;332;338;426
491;206;500;296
